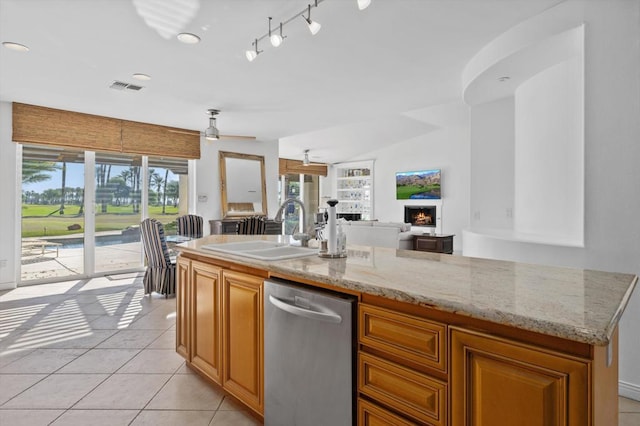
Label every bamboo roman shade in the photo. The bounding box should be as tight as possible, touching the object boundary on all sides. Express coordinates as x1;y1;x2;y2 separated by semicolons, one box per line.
279;158;327;176
12;103;200;159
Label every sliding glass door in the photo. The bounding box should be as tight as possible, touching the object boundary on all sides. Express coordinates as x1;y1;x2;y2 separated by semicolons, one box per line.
94;153;143;274
21;146;85;281
20;146;191;283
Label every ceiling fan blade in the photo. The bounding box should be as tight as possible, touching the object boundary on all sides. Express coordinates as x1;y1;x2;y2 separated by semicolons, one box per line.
219;134;257;140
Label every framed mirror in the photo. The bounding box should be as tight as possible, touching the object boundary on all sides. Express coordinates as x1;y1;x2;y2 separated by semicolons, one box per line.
219;151;267;217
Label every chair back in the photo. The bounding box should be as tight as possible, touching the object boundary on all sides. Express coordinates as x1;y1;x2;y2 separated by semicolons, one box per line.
236;216;266;235
140;218;172;267
177;214;203;238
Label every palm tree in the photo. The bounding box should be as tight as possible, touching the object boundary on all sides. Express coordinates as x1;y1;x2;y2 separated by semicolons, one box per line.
59;162;66;215
22;160;58;184
161;169;170;214
96;164;112;213
151;173;164;206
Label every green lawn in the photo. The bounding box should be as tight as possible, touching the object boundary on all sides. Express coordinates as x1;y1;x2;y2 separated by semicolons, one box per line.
396;184;441;199
21;204;179;238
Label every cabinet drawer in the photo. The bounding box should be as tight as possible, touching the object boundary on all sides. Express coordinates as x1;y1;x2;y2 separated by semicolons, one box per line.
359;352;447;426
358;398;417;426
359;304;446;372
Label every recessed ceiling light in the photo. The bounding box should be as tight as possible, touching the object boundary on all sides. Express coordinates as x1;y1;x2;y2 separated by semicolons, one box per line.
2;41;29;52
132;73;151;81
177;33;200;44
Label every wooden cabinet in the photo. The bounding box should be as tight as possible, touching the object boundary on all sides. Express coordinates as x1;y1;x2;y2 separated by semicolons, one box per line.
190;261;223;384
221;270;264;415
358;398;417;426
175;256;265;417
413;234;454;254
450;327;589;426
176;257;190;359
358;303;447;426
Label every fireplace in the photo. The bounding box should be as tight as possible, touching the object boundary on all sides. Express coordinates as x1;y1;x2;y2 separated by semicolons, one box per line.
404;205;436;227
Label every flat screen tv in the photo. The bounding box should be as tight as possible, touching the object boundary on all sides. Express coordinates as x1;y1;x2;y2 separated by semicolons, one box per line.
396;169;441;199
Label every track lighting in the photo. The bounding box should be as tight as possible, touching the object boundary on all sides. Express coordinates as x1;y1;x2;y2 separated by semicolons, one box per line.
357;0;371;10
303;150;310;166
303;3;321;35
245;0;370;61
269;17;285;47
245;38;262;62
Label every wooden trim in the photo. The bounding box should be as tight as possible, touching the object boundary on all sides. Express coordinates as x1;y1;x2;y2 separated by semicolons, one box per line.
12;102;200;159
279;157;328;176
219;151;268;218
592;327;618;425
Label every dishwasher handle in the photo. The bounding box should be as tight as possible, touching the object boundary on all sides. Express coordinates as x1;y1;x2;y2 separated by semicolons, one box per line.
268;294;342;324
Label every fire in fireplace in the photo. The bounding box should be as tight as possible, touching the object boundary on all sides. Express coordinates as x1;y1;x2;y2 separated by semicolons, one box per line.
405;205;436;227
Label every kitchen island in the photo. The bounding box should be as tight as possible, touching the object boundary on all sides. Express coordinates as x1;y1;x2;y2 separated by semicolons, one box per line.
175;234;637;425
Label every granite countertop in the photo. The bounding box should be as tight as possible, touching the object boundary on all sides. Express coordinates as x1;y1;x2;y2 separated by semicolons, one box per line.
177;235;638;346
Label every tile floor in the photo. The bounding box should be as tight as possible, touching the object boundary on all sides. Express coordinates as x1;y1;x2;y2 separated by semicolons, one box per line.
1;274;640;425
0;274;260;426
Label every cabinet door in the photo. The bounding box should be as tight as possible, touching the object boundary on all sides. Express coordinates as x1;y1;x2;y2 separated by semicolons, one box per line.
176;257;190;360
450;328;588;426
190;261;222;384
222;270;264;415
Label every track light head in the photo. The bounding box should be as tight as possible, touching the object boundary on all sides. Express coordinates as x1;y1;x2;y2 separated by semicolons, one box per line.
270;22;285;47
357;0;371;10
245;38;262;62
304;4;321;35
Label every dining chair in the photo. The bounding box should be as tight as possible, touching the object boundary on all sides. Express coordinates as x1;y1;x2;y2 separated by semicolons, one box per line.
140;218;176;297
177;214;203;238
236;216;266;234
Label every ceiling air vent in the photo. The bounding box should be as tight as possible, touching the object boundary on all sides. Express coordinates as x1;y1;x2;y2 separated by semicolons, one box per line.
109;80;144;91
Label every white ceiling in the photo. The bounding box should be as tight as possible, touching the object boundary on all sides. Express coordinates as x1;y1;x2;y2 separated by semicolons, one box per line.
0;0;562;164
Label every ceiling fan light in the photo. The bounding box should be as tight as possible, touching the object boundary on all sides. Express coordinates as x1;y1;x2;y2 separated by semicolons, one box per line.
357;0;371;10
303;150;310;166
205;126;219;141
270;34;283;47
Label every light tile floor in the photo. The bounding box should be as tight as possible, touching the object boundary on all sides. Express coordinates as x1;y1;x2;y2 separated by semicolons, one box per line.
0;274;261;426
1;275;640;425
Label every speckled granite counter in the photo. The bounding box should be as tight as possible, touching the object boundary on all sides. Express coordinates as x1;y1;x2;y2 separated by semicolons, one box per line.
177;234;637;346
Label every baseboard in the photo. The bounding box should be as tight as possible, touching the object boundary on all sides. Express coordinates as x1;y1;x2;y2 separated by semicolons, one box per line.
620;380;640;401
0;281;16;291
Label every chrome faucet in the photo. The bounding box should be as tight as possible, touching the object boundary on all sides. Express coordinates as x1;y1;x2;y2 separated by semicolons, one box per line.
274;198;313;246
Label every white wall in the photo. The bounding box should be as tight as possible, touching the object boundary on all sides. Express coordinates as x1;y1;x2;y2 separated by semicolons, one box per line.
349;102;470;253
514;56;584;243
0;102;18;290
464;0;640;399
195;139;279;236
469;97;515;231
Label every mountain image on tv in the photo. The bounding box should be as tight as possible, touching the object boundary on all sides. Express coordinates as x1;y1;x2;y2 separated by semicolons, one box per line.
396;169;441;199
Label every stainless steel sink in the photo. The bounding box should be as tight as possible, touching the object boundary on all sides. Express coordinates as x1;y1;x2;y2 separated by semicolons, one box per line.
201;240;316;261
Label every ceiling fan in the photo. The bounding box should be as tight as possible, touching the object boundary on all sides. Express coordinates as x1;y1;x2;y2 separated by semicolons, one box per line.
169;109;256;141
203;109;256;141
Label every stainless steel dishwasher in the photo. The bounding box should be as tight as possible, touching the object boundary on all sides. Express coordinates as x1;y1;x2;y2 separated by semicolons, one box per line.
264;278;356;426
